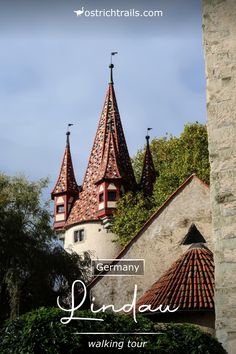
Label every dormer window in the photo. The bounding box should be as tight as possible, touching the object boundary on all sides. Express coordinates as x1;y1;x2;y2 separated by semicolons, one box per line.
57;204;65;213
99;193;104;203
108;191;116;201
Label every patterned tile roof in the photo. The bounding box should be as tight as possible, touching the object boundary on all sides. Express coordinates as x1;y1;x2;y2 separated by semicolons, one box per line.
96;128;122;183
136;243;214;312
66;82;136;226
51;133;79;197
139;135;157;196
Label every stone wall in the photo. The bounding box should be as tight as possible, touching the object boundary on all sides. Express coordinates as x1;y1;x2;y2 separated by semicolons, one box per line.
202;1;236;352
91;177;212;311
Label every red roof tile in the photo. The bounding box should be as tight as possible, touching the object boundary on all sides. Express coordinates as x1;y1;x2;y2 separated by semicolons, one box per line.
66;82;136;226
96;128;122;183
135;244;214;312
51;132;79;197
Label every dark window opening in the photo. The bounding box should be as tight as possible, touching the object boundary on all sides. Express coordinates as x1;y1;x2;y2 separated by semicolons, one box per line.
99;193;104;203
57;204;65;213
74;229;85;243
181;224;206;245
108;191;116;201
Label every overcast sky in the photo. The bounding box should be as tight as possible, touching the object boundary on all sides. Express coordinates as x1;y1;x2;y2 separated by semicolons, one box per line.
0;0;206;198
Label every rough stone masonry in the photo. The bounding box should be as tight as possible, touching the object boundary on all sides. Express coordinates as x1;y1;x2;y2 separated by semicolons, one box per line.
202;0;236;352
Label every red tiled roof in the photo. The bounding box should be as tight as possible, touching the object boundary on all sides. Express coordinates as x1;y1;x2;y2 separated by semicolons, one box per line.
96;128;122;183
136;244;214;312
66;82;136;226
140;136;157;196
51;133;79;197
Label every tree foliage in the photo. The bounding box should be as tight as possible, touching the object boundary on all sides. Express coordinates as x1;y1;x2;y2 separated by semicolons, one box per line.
0;174;90;322
111;123;210;245
111;192;154;246
0;307;226;354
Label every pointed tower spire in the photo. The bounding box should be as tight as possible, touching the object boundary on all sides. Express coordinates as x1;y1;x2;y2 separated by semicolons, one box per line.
140;128;157;197
51;127;79;229
66;60;136;225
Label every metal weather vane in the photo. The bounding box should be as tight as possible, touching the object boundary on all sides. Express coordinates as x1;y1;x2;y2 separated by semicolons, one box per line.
66;124;74;146
67;123;74;132
109;52;118;84
147;127;153;138
111;51;118;64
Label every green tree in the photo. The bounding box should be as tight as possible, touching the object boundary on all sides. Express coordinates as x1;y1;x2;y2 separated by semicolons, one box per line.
111;123;210;245
0;307;226;354
111;192;154;246
0;174;90;322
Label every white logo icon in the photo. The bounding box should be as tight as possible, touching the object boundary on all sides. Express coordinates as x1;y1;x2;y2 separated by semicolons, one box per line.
74;7;85;16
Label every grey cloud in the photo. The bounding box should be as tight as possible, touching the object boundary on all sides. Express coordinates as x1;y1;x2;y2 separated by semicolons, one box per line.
0;0;206;198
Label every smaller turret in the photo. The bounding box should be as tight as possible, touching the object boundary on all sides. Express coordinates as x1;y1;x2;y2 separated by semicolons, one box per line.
140;129;157;197
51;128;79;230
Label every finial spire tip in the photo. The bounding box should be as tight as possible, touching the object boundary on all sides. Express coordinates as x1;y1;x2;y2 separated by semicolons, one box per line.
66;123;74;146
146;127;153;143
109;51;118;84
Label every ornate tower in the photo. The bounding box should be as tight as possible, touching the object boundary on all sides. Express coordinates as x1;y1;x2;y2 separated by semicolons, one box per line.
140;131;157;197
66;62;136;227
51;130;79;230
53;60;136;259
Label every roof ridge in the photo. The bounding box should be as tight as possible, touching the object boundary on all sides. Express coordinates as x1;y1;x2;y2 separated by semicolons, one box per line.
188;242;209;250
